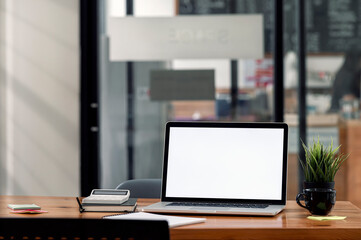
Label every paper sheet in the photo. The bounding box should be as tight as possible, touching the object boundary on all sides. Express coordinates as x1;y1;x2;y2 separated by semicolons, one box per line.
104;212;206;228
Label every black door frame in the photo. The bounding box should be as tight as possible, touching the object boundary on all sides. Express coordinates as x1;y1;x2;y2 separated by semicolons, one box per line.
274;0;284;122
80;0;100;196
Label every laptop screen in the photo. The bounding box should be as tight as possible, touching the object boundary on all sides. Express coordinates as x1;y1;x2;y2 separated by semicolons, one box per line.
162;122;288;202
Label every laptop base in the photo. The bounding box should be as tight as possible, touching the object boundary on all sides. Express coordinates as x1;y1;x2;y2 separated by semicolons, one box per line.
142;202;285;216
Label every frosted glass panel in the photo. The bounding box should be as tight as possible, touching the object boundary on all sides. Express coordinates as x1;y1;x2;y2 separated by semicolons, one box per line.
108;15;264;60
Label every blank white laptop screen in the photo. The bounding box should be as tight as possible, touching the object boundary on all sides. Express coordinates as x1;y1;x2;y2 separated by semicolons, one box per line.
165;127;284;200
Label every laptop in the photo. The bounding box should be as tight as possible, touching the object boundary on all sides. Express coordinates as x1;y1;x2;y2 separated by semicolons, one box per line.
142;121;288;216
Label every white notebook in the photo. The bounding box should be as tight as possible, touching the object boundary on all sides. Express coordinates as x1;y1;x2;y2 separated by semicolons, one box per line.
103;212;206;228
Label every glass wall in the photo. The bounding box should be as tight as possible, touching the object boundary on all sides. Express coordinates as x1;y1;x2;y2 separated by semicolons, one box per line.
304;0;361;206
99;0;361;205
283;0;361;205
99;0;278;189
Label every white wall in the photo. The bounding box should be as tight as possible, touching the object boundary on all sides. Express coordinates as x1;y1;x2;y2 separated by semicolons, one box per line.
0;0;7;194
0;0;79;196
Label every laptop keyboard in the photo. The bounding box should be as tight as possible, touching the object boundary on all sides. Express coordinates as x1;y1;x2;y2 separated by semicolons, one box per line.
167;202;269;209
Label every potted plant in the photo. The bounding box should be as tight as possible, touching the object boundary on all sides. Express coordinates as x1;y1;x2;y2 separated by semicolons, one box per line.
296;138;349;215
300;138;348;188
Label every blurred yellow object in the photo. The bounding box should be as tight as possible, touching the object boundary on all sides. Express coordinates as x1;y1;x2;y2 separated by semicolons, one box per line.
307;216;346;221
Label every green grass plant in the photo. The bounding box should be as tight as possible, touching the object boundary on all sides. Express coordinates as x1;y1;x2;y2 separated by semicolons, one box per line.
300;138;349;183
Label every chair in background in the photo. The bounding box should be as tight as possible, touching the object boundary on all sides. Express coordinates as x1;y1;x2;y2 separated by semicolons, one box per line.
0;218;169;240
116;178;162;198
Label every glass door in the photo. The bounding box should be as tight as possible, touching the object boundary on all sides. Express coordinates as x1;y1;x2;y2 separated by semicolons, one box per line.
98;0;281;189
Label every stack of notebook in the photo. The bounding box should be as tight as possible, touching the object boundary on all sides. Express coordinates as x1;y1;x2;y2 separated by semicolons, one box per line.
81;198;137;212
8;204;47;213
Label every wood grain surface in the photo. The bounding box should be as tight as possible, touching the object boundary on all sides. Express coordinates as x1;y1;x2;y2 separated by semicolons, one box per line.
1;196;361;239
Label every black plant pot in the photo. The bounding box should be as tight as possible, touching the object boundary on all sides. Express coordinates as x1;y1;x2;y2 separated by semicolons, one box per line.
297;182;336;215
303;181;335;189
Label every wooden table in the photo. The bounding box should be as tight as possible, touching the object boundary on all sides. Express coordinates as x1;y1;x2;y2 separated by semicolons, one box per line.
1;196;361;240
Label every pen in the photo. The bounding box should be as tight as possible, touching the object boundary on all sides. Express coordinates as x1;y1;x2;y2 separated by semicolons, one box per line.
76;197;85;213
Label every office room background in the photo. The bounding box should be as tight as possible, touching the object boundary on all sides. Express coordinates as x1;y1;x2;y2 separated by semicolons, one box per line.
1;0;361;206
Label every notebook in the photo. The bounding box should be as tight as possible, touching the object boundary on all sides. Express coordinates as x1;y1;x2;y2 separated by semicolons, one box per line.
82;198;137;212
142;121;288;216
104;212;205;228
7;204;41;210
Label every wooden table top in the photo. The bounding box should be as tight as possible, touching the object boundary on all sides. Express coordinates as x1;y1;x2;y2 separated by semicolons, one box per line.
1;196;361;240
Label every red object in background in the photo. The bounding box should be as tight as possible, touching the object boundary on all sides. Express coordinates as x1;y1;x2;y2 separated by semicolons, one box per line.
246;59;274;87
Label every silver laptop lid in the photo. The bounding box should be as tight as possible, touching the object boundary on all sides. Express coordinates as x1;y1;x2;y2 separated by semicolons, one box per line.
161;122;288;205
